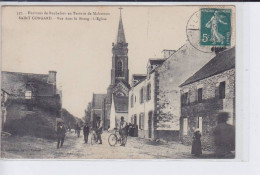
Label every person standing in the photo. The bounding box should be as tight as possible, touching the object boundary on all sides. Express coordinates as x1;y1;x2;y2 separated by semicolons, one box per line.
83;123;90;144
57;122;66;149
191;129;202;156
96;118;103;144
213;112;235;158
119;116;127;146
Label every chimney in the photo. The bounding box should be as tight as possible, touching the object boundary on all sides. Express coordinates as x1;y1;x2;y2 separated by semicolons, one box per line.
162;49;176;58
48;71;57;85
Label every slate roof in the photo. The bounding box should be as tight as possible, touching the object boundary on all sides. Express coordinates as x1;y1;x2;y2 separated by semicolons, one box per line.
92;93;107;109
148;58;166;65
180;47;235;87
1;71;55;97
113;95;128;113
132;74;146;81
131;74;147;87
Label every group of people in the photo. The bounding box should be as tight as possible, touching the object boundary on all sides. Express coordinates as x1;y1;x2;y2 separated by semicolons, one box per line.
56;116;128;148
57;113;233;158
191;112;235;158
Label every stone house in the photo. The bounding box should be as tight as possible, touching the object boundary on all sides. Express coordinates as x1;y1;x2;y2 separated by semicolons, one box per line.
1;71;62;138
155;43;215;137
128;43;215;141
179;47;235;149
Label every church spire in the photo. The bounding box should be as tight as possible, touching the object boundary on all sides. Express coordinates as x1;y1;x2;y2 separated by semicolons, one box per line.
116;7;126;44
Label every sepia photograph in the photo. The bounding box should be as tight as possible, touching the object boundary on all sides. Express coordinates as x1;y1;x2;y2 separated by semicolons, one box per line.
1;5;236;159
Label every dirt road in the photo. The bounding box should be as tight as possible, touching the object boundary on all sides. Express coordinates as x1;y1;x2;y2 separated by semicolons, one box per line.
1;131;215;159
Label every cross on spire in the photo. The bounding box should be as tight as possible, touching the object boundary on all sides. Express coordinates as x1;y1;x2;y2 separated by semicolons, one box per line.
116;7;126;44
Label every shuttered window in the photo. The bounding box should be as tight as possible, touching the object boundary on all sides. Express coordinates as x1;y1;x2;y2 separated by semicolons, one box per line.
197;117;203;134
183;118;188;135
140;88;144;103
139;113;144;130
181;92;189;106
131;95;134;108
219;81;226;99
147;83;151;100
198;88;203;103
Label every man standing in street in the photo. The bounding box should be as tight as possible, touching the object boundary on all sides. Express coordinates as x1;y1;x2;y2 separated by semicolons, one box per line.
83;123;90;144
57;122;66;149
119;116;128;146
96;118;103;144
213;112;235;158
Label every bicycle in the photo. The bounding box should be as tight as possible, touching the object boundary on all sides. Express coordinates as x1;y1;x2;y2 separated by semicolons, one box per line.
76;130;80;138
91;129;98;145
108;128;127;146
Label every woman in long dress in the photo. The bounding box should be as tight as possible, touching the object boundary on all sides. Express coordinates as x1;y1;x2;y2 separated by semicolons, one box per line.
191;129;202;156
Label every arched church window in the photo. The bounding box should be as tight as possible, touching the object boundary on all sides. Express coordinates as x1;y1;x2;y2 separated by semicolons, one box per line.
116;60;123;77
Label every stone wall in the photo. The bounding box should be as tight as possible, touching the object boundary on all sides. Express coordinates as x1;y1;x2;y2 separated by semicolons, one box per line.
180;69;235;150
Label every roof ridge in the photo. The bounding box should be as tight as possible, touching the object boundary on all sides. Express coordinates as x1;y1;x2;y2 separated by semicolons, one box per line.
2;71;48;76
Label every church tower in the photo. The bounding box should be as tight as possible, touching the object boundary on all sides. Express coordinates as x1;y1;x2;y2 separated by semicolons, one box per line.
103;8;130;130
111;8;129;85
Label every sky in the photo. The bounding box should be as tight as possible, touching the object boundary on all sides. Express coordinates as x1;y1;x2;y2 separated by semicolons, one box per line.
2;6;199;117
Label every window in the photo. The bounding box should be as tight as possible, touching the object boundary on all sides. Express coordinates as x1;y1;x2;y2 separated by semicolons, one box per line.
139;113;144;130
183;118;188;135
197;117;203;133
25;91;32;99
147;83;151;100
198;88;203;103
181;92;189;106
116;60;123;77
219;81;226;99
134;115;137;126
140;88;144;103
131;95;134;108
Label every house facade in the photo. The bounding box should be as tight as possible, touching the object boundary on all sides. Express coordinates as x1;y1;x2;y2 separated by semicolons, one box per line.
1;71;62;138
128;43;215;141
154;43;215;138
179;47;235;149
128;71;156;139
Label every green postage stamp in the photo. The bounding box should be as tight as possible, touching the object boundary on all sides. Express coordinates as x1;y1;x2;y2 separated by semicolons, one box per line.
200;8;231;47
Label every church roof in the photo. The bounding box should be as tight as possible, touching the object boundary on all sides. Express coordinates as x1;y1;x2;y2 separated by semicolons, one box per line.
113;95;128;113
115;79;130;89
180;47;235;87
92;93;107;109
116;11;126;44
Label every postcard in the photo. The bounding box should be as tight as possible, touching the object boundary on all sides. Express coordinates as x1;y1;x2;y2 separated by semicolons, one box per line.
1;5;235;159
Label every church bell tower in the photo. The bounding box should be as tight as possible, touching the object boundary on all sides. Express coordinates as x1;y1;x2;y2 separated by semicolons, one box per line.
111;8;129;85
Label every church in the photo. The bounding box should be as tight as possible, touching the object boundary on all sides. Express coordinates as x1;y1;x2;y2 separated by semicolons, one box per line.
104;9;130;130
90;9;130;130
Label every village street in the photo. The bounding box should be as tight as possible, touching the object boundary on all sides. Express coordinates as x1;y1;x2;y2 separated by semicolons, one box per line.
1;131;216;159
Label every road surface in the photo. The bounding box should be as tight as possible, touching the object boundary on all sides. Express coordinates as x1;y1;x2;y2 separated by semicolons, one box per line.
1;131;215;159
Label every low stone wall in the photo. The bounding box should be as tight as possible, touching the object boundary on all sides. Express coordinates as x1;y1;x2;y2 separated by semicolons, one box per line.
137;129;179;142
155;130;179;142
